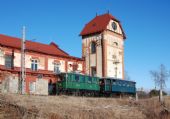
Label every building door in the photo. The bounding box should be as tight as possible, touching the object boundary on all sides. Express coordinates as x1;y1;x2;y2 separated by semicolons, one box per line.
91;67;96;76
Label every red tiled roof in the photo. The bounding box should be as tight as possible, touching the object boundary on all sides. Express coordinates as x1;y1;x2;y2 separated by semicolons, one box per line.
80;13;126;39
0;34;69;57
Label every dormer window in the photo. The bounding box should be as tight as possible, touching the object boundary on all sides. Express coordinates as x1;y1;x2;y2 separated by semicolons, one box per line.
91;41;96;54
31;59;38;71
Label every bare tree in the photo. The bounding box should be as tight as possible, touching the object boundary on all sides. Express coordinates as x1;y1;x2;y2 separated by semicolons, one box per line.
150;64;170;102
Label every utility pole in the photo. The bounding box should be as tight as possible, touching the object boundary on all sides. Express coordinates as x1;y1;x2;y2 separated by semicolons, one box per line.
20;26;26;94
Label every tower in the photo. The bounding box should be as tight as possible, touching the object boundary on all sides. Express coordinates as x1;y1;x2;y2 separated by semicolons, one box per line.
80;13;126;79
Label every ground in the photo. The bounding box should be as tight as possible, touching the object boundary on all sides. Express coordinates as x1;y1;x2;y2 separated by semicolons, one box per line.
0;93;169;119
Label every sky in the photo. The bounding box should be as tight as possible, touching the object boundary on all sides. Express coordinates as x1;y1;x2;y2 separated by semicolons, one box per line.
0;0;170;92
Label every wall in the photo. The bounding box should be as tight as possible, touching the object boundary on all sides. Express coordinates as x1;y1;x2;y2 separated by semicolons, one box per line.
0;46;84;73
82;34;102;77
35;78;48;95
104;31;124;79
82;19;125;78
1;74;19;94
107;20;123;35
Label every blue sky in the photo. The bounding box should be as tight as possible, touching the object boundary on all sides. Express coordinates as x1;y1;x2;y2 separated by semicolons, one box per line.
0;0;170;91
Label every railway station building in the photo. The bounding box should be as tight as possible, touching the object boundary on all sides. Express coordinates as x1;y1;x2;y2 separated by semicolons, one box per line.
0;13;126;95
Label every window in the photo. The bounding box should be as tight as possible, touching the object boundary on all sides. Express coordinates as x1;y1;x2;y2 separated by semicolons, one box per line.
31;59;38;71
91;67;96;76
81;76;85;83
72;63;78;72
88;77;92;83
0;49;4;57
54;63;60;74
91;42;96;54
5;55;13;69
113;42;118;47
75;75;79;82
106;79;111;85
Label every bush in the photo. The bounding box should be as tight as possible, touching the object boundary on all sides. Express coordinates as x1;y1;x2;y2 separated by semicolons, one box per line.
149;89;167;97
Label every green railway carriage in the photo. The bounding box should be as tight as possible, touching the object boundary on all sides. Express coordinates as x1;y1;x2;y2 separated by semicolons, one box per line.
56;72;100;95
55;73;136;97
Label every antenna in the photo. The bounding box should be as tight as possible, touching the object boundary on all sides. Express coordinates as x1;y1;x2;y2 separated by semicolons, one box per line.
107;10;110;14
20;26;26;94
96;12;98;17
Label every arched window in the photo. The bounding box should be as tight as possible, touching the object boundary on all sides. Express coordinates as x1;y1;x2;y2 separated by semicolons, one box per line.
113;42;118;47
91;41;96;54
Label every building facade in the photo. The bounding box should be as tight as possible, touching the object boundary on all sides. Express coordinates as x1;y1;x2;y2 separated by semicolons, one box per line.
80;13;126;79
0;13;126;94
0;34;84;94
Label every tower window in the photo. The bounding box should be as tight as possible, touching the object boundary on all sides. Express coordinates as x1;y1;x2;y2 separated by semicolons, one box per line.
91;42;96;54
31;59;38;71
113;42;118;47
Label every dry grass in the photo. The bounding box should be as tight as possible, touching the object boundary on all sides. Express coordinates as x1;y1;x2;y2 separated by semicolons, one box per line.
0;93;169;119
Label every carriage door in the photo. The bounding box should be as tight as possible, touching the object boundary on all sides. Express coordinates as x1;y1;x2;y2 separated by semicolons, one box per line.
105;79;111;92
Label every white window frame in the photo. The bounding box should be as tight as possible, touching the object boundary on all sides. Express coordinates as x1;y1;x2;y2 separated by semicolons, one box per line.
54;63;61;74
31;59;38;71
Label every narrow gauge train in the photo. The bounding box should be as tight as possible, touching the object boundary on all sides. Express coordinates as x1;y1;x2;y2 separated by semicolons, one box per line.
54;72;136;97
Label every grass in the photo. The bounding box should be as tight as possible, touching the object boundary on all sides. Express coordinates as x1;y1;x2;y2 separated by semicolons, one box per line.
0;93;169;119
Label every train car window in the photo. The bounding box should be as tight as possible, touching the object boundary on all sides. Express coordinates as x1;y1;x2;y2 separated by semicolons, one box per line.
96;78;99;84
122;82;126;86
112;80;115;85
71;74;74;81
66;74;70;81
85;76;88;83
92;77;96;84
75;75;79;82
129;82;132;87
118;81;121;86
88;77;92;83
106;79;111;85
81;76;85;83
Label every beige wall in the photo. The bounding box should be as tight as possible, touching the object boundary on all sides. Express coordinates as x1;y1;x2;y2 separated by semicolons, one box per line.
0;48;5;65
107;20;123;35
82;34;102;76
0;46;84;73
104;33;124;79
96;43;102;77
48;58;66;72
14;52;21;67
82;19;124;79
